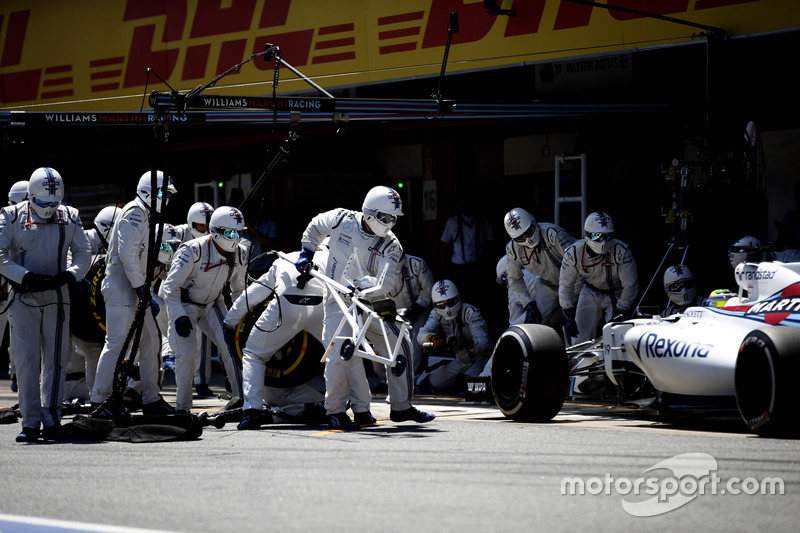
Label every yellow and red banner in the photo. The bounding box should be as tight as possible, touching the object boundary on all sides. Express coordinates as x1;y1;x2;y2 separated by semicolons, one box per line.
1;0;798;111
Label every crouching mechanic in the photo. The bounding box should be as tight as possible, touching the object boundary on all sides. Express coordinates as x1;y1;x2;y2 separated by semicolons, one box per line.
662;264;703;316
224;248;329;430
162;206;247;415
296;185;434;428
373;253;435;390
559;211;638;343
0;168;92;442
416;280;491;394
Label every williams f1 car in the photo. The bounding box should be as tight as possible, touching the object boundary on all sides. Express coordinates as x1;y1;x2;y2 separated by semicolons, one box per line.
490;260;800;437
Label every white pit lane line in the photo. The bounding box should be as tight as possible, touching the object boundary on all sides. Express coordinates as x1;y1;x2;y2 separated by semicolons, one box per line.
0;514;176;533
405;403;753;437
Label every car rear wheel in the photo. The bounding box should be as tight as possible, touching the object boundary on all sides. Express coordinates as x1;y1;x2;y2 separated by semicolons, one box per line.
491;324;567;422
735;328;800;437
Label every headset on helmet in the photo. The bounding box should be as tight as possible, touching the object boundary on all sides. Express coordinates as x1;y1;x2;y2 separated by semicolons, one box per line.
136;170;177;213
187;201;214;239
503;208;539;248
94;206;120;243
27;167;65;220
728;236;762;269
209;206;245;253
157;222;182;264
8;180;29;205
584;211;615;254
431;279;462;320
362;185;403;237
663;264;697;307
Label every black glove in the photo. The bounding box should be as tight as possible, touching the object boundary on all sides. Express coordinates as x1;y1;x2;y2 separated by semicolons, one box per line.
21;272;54;293
175;315;193;337
562;307;579;338
405;303;424;324
72;277;91;296
447;335;473;351
51;271;76;288
134;284;149;300
524;301;542;324
222;324;236;351
611;306;631;322
134;284;159;316
149;298;160;317
294;248;315;275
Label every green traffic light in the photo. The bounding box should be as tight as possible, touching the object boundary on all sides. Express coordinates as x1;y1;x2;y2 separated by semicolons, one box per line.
218;181;224;188
397;182;404;189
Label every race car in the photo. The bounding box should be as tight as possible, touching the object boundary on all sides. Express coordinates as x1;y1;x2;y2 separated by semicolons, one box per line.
489;259;800;437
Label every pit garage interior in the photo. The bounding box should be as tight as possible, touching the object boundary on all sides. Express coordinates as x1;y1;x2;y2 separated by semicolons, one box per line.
2;4;800;346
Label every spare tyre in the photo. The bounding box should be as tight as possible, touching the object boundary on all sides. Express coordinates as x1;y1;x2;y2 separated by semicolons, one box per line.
491;324;567;422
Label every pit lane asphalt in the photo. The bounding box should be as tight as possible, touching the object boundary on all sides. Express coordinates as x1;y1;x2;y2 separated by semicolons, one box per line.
1;376;798;533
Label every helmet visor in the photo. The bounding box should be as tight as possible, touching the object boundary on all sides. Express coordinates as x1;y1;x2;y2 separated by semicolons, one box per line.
513;227;534;243
375;212;398;225
667;279;695;293
219;228;240;240
33;197;60;209
586;231;613;243
434;297;459;309
156;188;173;202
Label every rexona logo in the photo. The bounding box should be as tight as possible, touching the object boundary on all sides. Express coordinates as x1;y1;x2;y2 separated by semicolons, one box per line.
633;332;711;360
744;282;800;325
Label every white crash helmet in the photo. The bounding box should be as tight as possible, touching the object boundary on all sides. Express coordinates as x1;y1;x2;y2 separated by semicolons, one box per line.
8;180;29;205
496;255;508;286
158;222;182;264
27;167;64;219
209;206;245;253
584;211;615;254
136;170;176;213
503;208;539;248
728;236;762;269
94;205;120;243
663;264;697;306
431;279;462;320
187;201;214;239
362;185;403;237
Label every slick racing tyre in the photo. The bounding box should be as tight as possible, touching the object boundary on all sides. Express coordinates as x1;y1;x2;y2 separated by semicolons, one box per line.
735;328;800;437
232;299;324;388
69;260;107;344
491;324;567;422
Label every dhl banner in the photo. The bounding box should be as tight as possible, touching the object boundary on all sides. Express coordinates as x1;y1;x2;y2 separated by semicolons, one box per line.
1;0;798;111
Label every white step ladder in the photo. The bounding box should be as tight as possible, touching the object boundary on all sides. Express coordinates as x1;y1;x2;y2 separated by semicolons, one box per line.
554;153;587;236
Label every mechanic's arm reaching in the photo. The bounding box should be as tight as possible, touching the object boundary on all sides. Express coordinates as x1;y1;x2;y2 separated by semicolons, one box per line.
224;267;278;329
413;256;435;310
558;243;582;337
614;242;639;317
64;208;92;284
0;209;29;285
505;242;535;310
227;246;248;303
162;241;197;335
